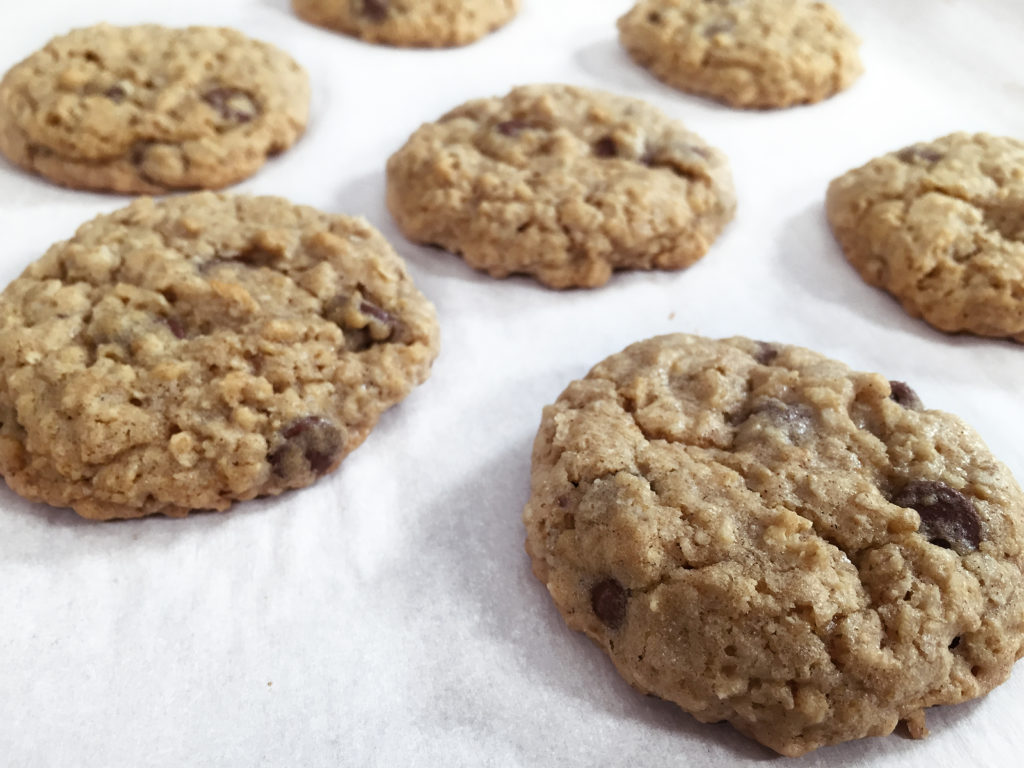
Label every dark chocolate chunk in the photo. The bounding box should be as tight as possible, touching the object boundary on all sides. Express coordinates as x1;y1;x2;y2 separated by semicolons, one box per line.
593;137;618;158
590;578;627;629
360;0;390;22
203;87;258;123
896;146;944;165
496;119;530;137
949;636;961;650
892;480;981;552
269;416;343;477
889;380;923;410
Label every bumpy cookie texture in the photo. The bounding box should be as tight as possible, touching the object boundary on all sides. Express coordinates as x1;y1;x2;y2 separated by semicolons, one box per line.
523;334;1024;756
386;84;736;289
618;0;862;109
827;133;1024;343
291;0;519;47
0;25;309;193
0;193;439;520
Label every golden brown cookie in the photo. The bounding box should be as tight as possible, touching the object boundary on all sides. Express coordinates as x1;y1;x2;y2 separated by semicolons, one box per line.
386;84;735;289
524;333;1024;755
0;193;439;520
618;0;862;109
0;25;309;193
827;133;1024;342
292;0;519;47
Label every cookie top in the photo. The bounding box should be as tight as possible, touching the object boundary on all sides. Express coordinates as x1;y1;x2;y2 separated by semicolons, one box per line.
827;133;1024;343
0;193;439;520
386;84;736;289
523;334;1024;755
292;0;519;47
618;0;862;109
0;25;309;193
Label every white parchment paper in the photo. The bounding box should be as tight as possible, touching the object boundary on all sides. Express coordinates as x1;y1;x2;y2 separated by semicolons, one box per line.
2;1;1024;765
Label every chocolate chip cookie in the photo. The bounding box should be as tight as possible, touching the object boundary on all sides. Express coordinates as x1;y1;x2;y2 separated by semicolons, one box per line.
523;333;1024;755
618;0;862;109
0;25;309;193
0;193;439;520
827;133;1024;343
292;0;519;48
386;84;736;289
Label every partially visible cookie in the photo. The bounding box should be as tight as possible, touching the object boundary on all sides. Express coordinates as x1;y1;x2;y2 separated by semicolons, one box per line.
0;25;309;193
618;0;862;109
524;333;1024;755
292;0;519;47
827;133;1024;343
386;84;736;289
0;193;439;520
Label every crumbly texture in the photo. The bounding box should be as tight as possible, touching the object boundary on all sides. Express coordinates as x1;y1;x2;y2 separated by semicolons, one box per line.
523;333;1024;756
0;25;309;193
618;0;862;109
291;0;519;47
0;193;439;520
386;84;736;289
827;133;1024;343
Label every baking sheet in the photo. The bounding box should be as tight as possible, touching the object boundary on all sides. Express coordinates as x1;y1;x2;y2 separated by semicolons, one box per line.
2;1;1024;765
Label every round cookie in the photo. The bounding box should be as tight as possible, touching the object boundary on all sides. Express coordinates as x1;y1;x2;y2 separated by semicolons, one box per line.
0;193;440;520
0;25;309;193
291;0;519;48
523;333;1024;756
618;0;862;109
827;133;1024;343
386;84;736;289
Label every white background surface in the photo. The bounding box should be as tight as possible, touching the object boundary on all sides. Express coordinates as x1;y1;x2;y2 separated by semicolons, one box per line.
2;1;1023;765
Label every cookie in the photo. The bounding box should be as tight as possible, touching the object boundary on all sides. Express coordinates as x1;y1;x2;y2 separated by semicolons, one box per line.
0;193;439;520
0;25;309;193
523;333;1024;755
292;0;519;48
386;84;736;289
618;0;862;109
827;133;1024;343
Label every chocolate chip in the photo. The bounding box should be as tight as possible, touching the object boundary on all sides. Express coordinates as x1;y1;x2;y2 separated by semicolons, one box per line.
897;146;944;165
360;299;395;326
889;380;923;410
590;578;627;630
949;636;961;650
203;87;258;123
892;480;981;552
270;417;343;477
496;119;530;137
104;84;126;103
164;317;186;339
754;341;779;365
746;398;814;440
359;0;389;21
593;137;618;158
235;248;276;267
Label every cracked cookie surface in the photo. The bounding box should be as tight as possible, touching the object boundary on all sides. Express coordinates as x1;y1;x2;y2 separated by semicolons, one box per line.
0;25;309;193
523;333;1024;755
0;193;439;520
827;133;1024;343
292;0;519;47
618;0;862;109
386;84;736;289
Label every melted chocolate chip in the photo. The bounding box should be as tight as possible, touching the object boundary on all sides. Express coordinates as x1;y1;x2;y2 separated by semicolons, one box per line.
754;341;779;365
746;399;814;440
496;119;530;137
590;578;627;630
360;0;390;21
164;317;186;340
360;299;395;326
104;84;126;103
892;480;981;552
889;380;923;410
593;137;618;158
270;417;343;477
203;87;258;123
897;146;944;165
